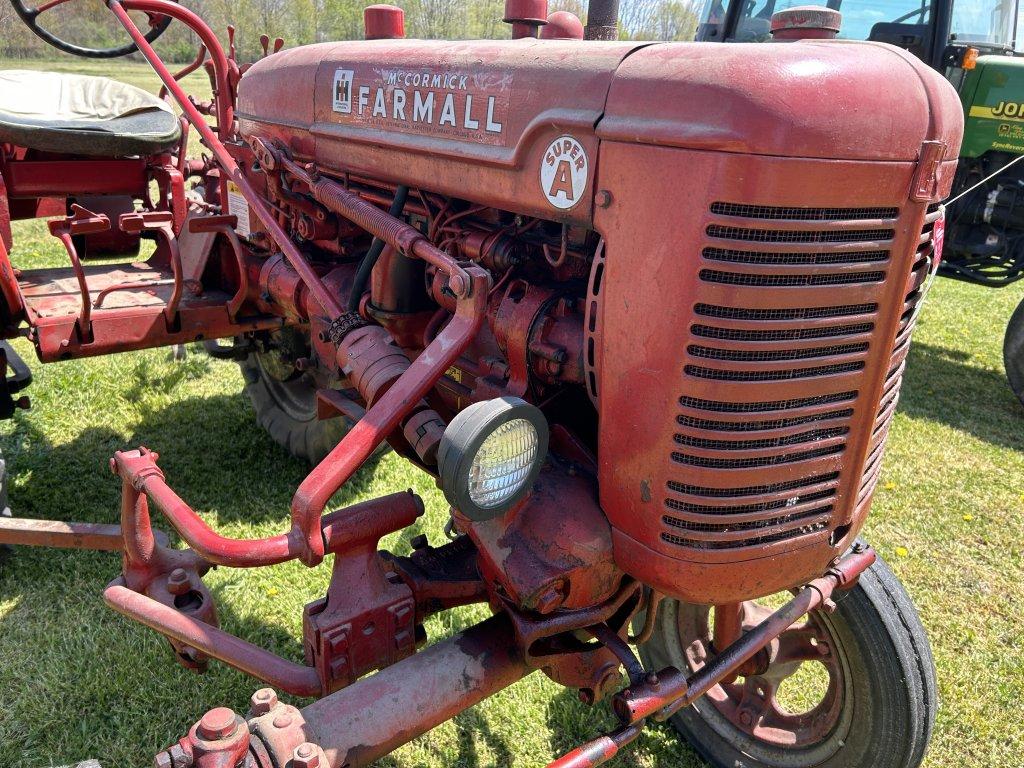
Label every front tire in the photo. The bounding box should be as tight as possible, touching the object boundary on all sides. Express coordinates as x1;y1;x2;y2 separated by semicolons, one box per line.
638;553;936;768
1003;294;1024;406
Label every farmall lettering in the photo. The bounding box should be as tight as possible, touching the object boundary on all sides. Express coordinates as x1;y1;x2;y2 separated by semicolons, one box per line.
541;135;588;210
331;66;512;146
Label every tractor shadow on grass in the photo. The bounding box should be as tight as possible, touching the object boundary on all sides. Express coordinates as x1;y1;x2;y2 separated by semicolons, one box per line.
900;341;1024;453
0;390;384;529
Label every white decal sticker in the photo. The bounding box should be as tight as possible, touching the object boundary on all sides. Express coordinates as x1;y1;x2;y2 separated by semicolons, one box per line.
333;69;354;114
328;65;512;146
226;181;251;237
541;135;588;210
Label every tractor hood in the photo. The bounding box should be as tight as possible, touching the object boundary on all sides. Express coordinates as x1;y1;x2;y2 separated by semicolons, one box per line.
237;38;963;223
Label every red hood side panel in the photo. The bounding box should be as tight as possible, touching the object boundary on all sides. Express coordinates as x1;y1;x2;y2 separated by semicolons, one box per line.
238;39;641;223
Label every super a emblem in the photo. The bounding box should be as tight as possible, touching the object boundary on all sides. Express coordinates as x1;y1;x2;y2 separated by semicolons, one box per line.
541;135;588;210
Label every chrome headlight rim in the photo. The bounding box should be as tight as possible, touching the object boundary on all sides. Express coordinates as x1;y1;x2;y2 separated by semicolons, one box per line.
437;396;549;521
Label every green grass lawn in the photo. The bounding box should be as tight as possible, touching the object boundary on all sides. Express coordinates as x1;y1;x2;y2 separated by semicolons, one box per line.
1;58;1024;768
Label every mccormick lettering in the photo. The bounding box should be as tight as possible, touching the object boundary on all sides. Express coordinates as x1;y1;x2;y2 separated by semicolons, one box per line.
331;65;512;147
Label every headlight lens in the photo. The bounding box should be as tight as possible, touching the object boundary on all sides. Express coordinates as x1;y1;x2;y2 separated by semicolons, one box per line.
437;397;549;520
468;418;539;508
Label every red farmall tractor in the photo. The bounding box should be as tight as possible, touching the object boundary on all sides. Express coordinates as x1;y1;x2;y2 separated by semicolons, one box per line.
0;1;962;766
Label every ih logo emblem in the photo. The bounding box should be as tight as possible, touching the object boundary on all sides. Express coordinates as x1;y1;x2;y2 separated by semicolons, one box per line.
333;69;354;114
541;135;588;210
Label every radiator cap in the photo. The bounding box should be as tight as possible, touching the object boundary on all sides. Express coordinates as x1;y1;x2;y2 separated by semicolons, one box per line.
364;4;405;39
770;5;842;39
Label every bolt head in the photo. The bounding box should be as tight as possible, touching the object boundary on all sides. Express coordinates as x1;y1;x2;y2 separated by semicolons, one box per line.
272;712;294;729
197;707;237;740
739;710;754;727
250;687;279;715
166;568;190;596
534;583;565;614
153;752;173;768
293;742;321;768
448;273;467;297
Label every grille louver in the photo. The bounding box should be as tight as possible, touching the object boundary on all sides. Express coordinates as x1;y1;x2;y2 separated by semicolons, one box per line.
662;201;925;553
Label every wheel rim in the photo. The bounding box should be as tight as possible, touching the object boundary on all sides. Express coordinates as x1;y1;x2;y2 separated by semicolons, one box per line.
673;599;854;762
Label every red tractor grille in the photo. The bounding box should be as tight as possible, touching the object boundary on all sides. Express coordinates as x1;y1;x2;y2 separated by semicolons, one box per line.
661;201;923;554
854;204;941;518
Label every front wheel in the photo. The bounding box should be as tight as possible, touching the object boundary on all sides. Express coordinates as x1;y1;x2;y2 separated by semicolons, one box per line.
637;553;936;768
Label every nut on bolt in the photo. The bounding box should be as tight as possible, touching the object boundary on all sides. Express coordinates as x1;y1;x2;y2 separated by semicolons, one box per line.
197;706;238;740
533;581;566;614
166;568;190;596
250;687;279;716
293;742;321;768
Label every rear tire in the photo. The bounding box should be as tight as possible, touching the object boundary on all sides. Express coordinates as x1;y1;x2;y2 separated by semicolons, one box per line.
1003;294;1024;406
637;552;936;768
239;338;352;465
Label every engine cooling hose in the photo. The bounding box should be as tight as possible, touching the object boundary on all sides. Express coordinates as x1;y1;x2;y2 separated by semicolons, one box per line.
348;185;409;311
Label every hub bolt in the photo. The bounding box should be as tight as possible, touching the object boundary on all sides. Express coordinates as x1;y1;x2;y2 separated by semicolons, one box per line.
293;742;321;768
197;707;237;740
166;568;190;596
250;687;279;716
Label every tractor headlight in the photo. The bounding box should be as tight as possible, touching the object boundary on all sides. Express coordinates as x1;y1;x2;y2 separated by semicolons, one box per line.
437;397;549;520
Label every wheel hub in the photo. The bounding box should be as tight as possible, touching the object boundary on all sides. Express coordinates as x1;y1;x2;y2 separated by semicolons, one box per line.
682;600;847;750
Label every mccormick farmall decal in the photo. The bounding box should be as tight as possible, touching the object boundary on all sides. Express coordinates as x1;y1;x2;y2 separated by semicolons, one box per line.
332;66;513;146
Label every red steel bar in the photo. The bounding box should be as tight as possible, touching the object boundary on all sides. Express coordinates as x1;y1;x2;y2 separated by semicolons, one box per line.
0;517;165;551
281;158;471;292
50;230;92;337
612;546;878;726
108;0;347;321
289;268;488;563
712;602;743;652
256;614;530;767
545;725;643;768
104;579;322;696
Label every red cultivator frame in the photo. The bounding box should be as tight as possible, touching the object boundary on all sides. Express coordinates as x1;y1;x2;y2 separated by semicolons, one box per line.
0;1;961;766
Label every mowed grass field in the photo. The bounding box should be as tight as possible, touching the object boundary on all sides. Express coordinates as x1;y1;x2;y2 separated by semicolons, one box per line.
1;57;1023;768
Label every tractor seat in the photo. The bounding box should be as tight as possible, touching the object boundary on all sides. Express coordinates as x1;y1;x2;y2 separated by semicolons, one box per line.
0;70;181;158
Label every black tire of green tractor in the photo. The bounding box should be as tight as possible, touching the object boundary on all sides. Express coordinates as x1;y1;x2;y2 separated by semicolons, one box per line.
1003;294;1024;407
637;552;937;768
239;352;353;465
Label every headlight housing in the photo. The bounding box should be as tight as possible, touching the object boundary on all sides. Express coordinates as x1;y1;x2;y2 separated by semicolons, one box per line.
437;397;549;520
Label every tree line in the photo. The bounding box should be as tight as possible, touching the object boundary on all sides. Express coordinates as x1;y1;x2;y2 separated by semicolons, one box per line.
0;0;701;62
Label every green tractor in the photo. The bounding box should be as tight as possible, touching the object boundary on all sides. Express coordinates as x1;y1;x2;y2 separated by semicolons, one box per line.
694;0;1024;402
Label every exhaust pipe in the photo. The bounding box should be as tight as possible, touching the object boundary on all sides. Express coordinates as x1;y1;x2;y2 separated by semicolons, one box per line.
584;0;620;40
